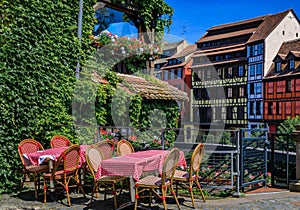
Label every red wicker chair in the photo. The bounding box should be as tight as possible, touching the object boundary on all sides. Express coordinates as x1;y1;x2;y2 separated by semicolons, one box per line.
50;135;72;148
18;139;49;199
134;148;181;210
173;143;206;208
85;145;128;210
42;144;85;206
116;139;134;156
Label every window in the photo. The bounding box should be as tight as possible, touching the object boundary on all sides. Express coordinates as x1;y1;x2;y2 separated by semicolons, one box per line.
249;65;255;76
163;71;168;80
238;66;244;76
237;106;244;119
268;102;273;115
227;87;232;98
239;86;245;97
286;80;292;92
155;72;161;79
276;102;281;115
276;62;281;72
256;82;262;94
256;101;261;115
256;63;262;75
228;67;233;78
289;59;295;70
250;83;254;94
170;70;175;79
282;31;285;35
206;70;211;79
177;69;182;78
250;101;254;115
227;107;233;119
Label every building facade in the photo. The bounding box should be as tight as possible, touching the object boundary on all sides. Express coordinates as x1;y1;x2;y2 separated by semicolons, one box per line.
263;39;300;132
191;9;300;130
247;9;300;129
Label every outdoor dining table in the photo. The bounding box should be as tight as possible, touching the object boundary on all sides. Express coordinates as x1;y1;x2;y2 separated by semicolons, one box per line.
24;145;90;191
96;149;187;203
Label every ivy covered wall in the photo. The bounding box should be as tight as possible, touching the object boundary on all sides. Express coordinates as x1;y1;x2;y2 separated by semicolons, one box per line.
0;0;95;193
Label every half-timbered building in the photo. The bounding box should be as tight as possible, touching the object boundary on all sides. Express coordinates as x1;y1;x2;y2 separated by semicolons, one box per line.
191;9;300;130
263;39;300;132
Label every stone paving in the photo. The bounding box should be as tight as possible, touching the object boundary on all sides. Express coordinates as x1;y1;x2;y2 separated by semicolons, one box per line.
1;188;300;210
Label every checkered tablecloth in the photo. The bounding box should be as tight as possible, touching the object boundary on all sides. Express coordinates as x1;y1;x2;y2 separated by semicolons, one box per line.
96;150;186;181
24;145;89;166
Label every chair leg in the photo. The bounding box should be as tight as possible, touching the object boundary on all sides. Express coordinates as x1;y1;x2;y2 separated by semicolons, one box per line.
43;179;47;203
189;180;196;208
89;183;97;207
169;185;181;210
134;187;139;210
161;187;167;210
33;174;39;200
112;184;117;210
19;173;26;195
195;178;206;202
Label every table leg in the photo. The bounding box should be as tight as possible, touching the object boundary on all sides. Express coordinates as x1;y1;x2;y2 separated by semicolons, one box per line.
48;160;55;192
129;176;135;203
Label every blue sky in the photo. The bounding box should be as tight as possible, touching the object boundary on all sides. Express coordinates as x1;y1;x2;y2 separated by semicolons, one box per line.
164;0;300;43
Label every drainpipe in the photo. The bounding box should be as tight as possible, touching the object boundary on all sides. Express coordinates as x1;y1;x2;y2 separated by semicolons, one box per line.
75;0;83;78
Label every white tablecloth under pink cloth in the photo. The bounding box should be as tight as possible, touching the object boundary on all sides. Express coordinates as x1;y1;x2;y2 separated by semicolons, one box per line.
96;149;187;181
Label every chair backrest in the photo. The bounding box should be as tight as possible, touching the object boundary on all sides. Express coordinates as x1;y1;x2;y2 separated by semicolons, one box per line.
189;143;204;177
50;135;71;148
161;148;180;184
18;139;44;166
52;145;81;175
95;140;115;160
117;139;134;156
85;145;104;179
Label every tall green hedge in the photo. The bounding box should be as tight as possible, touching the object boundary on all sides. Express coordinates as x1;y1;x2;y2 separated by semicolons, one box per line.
0;0;95;193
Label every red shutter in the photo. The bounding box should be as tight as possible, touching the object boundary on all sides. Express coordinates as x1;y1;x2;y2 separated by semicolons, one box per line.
292;79;295;92
264;102;268;116
286;102;292;114
268;82;273;93
279;102;282;115
296;101;300;114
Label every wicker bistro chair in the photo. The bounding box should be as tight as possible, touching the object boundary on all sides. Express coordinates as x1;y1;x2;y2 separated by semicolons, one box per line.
50;135;72;148
85;145;128;210
18;139;49;199
173;143;206;208
134;148;181;210
95;140;115;160
42;145;85;206
116;139;134;156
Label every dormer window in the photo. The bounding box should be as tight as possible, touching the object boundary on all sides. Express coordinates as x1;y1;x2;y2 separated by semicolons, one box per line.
289;59;295;70
276;62;281;72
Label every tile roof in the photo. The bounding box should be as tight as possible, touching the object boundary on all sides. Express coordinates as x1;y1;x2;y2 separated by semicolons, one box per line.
93;72;188;101
197;28;255;43
247;9;293;43
196;9;296;44
191;58;245;68
207;15;267;31
266;38;300;77
192;46;245;58
168;44;197;59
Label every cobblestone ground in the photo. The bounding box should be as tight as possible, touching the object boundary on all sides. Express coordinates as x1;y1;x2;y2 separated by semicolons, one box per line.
1;187;300;210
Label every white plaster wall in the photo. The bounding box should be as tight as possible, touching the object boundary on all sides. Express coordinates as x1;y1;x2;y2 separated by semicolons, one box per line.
265;11;300;76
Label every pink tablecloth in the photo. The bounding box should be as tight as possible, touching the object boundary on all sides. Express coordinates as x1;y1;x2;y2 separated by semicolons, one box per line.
96;150;187;181
25;145;89;166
